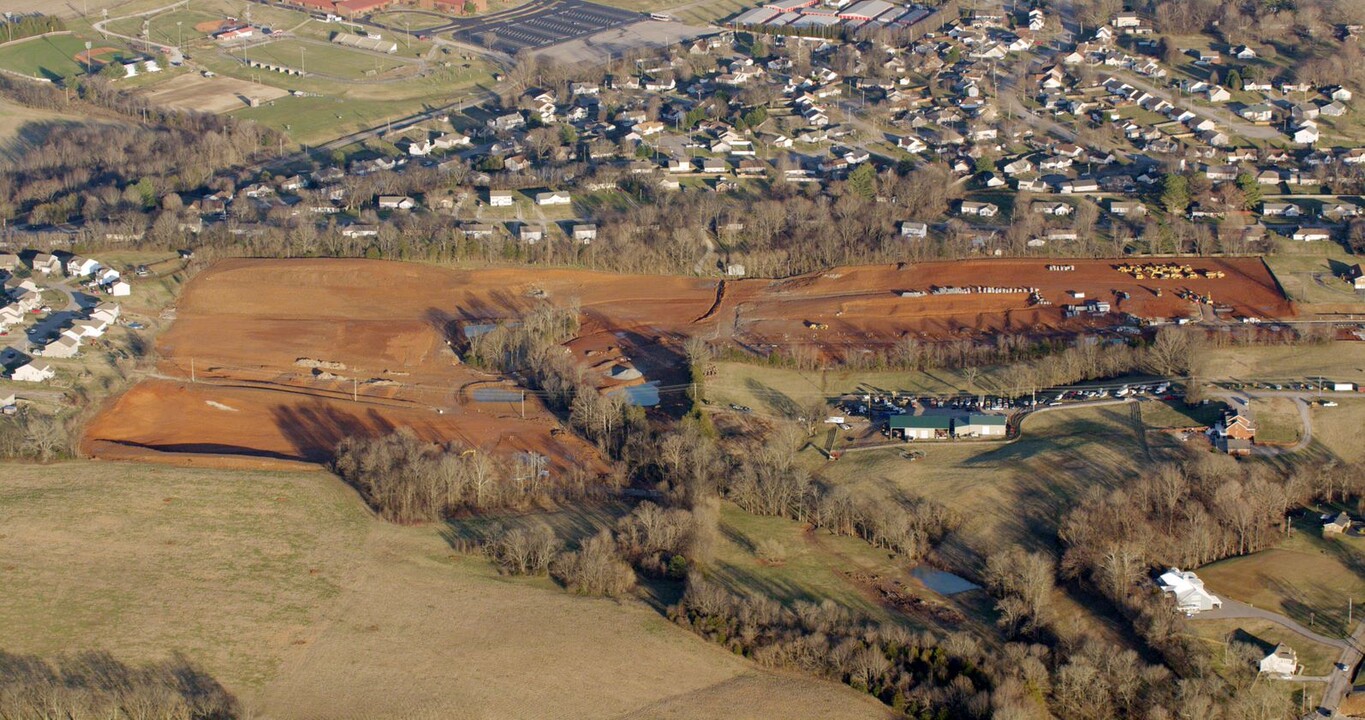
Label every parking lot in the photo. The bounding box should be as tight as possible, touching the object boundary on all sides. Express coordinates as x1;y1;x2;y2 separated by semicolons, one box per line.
450;0;641;54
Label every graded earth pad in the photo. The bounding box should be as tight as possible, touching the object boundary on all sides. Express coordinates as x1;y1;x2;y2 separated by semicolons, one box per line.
86;257;1292;469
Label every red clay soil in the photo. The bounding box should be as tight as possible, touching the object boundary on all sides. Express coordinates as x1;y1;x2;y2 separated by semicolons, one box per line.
719;257;1293;351
84;257;1292;470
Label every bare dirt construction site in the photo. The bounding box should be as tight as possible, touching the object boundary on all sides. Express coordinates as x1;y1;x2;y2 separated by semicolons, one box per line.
85;257;1292;469
140;72;290;114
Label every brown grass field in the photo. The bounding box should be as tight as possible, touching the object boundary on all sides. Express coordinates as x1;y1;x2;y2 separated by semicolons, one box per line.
141;72;290;114
0;461;885;720
83;257;1292;471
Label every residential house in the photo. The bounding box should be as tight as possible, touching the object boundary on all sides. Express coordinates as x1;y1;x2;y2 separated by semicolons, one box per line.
1032;201;1073;216
1109;200;1148;217
488;190;515;207
66;256;101;278
1261;202;1302;217
900;221;928;239
1240;104;1274;123
378;195;416;210
0;254;18;272
1293;227;1332;242
487;112;525;131
959;201;999;217
535;191;571;206
1156;568;1223;615
109;280;131;297
42;335;80;358
1324;511;1353;535
889;414;952;440
1352;263;1365;290
1292;125;1320;145
571;224;597;243
1258;645;1298;676
10;360;55;383
518;225;545;243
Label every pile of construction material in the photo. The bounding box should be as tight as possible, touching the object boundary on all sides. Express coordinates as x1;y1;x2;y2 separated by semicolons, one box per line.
1046;264;1075;272
1115;262;1225;280
930;285;1039;295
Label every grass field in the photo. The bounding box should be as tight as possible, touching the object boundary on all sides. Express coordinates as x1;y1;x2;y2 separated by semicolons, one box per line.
104;8;224;46
0;461;884;719
240;38;410;79
713;503;957;629
1265;249;1365;311
1198;519;1365;640
810;403;1147;562
195;50;493;144
0;34;95;80
1186;618;1339;676
1201;344;1365;385
1310;400;1365;462
1137;398;1226;428
1250;397;1303;444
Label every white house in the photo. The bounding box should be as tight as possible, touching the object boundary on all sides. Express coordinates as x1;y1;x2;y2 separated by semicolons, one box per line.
1292;125;1320;145
109;280;132;297
42;335;80;358
900;221;928;239
1258;644;1298;676
11;360;55;383
1156;568;1223;615
31;253;61;275
67;256;101;278
959;201;999;217
535;191;571;206
378;195;416;210
1293;227;1332;242
572;224;597;243
488;190;515;207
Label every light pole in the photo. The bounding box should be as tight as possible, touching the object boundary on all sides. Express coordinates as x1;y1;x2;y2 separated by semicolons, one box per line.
177;21;182;51
83;41;92;75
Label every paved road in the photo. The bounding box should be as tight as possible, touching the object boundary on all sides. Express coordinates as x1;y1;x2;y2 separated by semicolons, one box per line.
1313;622;1365;719
1193;599;1349;650
1109;70;1283;141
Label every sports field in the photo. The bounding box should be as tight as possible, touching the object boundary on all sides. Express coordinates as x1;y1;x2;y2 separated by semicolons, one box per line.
0;34;93;80
103;8;225;46
0;461;885;719
242;38;411;79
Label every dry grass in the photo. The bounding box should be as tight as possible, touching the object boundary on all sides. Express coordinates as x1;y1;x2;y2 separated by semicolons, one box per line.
1200;344;1365;383
1198;524;1365;640
809;404;1147;562
0;461;885;720
1310;400;1365;463
1250;397;1303;444
1186;618;1339;676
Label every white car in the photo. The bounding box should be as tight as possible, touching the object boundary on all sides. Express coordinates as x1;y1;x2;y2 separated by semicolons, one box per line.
1322;401;1339;407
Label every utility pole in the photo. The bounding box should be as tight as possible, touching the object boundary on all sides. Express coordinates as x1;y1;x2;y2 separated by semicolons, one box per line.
520;391;525;419
191;358;195;383
353;377;358;402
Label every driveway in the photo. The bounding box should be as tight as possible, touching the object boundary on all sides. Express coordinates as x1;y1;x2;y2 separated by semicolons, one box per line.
1206;388;1314;455
1193;599;1349;650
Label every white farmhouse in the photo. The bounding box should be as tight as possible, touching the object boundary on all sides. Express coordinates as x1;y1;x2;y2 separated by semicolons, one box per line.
1156;568;1223;615
1258;644;1298;676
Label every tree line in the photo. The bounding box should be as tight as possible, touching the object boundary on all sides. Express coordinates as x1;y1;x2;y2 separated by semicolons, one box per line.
0;648;237;720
